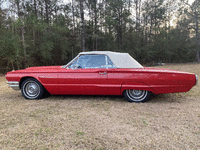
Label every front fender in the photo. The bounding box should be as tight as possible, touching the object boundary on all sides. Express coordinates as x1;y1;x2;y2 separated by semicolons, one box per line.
121;82;155;94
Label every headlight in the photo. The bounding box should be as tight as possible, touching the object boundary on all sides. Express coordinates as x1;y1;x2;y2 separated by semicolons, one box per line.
195;75;198;85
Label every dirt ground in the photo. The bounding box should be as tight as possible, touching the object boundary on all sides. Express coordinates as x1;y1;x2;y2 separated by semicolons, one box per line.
0;63;200;149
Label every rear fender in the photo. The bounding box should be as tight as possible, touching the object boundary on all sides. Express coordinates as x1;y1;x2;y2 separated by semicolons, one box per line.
121;82;155;94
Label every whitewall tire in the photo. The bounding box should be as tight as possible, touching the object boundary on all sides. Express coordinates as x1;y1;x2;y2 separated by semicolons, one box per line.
123;89;150;103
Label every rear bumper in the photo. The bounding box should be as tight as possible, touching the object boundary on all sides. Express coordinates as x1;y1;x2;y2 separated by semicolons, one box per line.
195;75;198;85
6;81;20;90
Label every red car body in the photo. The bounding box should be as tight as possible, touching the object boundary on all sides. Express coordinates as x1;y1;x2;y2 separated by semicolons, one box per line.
6;51;198;102
6;66;197;94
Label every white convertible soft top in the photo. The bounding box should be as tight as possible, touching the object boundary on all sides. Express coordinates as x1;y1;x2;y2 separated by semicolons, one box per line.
79;51;143;68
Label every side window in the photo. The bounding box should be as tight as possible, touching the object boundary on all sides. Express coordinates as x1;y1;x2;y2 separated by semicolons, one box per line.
106;56;117;68
68;55;106;69
84;55;106;69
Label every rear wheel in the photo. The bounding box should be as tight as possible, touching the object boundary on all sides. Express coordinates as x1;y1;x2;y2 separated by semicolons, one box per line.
21;78;44;100
123;89;150;103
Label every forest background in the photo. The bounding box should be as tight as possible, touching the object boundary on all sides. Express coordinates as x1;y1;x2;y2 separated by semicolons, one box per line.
0;0;199;72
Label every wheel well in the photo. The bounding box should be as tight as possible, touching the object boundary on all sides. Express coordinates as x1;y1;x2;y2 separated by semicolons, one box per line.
20;77;50;96
19;77;38;89
121;82;155;95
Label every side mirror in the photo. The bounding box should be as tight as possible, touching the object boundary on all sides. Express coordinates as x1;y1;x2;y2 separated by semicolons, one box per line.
77;66;82;69
73;65;82;69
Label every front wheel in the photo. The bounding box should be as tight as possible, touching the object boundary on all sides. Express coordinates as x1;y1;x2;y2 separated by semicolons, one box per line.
21;78;44;100
123;90;150;103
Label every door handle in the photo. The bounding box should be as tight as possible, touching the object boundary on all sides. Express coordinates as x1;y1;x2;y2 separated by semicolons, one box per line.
99;72;107;75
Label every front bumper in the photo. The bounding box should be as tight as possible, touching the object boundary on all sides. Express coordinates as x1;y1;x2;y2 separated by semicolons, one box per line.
6;81;20;91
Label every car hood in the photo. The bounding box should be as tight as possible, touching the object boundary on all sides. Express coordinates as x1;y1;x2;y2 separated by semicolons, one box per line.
26;66;62;70
7;66;62;73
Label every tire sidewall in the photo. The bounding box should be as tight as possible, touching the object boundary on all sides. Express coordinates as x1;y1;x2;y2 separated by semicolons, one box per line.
21;78;44;100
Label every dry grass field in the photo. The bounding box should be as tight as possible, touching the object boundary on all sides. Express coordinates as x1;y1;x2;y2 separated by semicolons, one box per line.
0;63;200;150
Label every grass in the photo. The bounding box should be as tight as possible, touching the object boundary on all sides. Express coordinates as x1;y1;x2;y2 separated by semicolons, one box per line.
0;63;200;149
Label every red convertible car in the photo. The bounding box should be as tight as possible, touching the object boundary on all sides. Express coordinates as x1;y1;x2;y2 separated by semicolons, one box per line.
6;51;198;102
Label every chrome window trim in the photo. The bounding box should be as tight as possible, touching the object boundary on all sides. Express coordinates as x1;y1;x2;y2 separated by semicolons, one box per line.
105;55;108;69
62;54;80;68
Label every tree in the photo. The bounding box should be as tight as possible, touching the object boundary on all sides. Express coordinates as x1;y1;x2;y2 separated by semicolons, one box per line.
179;0;200;62
80;0;85;52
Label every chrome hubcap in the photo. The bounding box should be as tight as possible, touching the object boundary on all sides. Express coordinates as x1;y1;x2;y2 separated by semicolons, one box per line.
23;81;40;98
127;90;147;101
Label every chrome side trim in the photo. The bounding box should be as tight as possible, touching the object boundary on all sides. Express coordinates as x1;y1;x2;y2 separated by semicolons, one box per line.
6;81;20;90
195;75;198;85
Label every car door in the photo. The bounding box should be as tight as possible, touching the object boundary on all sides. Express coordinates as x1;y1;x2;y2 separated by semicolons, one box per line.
105;56;122;95
58;54;108;95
